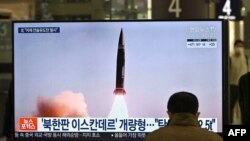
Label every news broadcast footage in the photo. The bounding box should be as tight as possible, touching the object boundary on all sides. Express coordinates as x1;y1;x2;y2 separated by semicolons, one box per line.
13;21;223;140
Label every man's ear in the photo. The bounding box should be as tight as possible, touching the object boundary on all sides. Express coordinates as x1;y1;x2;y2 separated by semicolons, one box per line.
196;112;200;118
167;111;172;118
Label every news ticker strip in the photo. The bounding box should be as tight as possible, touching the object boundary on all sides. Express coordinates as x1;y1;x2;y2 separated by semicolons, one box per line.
14;125;249;140
14;132;147;139
18;117;217;132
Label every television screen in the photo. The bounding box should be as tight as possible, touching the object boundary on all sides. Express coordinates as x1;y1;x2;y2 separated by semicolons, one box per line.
13;20;225;140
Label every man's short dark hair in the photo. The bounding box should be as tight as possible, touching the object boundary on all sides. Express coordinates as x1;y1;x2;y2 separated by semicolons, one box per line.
167;91;199;114
234;39;244;47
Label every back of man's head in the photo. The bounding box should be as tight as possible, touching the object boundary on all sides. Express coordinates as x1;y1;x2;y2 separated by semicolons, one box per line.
167;91;199;115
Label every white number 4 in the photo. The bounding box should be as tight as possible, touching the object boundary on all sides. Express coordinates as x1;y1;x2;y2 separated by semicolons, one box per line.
168;0;182;18
222;0;232;16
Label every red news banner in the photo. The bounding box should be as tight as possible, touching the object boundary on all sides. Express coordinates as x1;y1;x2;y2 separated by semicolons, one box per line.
19;118;38;131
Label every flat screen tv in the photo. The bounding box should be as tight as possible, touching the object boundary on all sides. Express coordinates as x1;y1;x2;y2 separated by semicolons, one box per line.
13;20;226;141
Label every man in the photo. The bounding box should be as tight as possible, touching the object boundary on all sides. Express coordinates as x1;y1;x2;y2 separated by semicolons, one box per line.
145;91;222;141
230;39;249;86
229;39;249;123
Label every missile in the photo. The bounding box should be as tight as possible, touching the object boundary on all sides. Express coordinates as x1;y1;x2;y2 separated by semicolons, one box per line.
113;29;126;95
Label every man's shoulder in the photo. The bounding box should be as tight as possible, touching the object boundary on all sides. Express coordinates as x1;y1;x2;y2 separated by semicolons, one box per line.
145;126;223;141
240;72;250;82
198;128;223;140
243;72;250;77
145;127;168;141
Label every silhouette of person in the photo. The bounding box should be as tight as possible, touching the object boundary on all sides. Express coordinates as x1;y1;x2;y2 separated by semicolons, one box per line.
145;91;222;141
3;80;13;141
239;72;250;124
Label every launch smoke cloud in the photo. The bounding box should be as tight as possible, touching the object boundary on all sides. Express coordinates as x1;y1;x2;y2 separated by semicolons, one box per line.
33;91;89;117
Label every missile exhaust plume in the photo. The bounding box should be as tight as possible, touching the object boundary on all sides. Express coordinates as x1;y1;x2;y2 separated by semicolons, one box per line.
108;95;129;118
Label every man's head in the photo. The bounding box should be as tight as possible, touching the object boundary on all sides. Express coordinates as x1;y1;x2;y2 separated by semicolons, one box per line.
234;39;245;56
167;91;199;117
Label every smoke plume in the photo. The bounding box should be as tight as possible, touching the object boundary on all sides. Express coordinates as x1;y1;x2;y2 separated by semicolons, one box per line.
33;91;89;117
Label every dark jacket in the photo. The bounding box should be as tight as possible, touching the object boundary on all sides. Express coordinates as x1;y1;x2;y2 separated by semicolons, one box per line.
239;72;250;124
3;80;13;138
145;113;222;141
